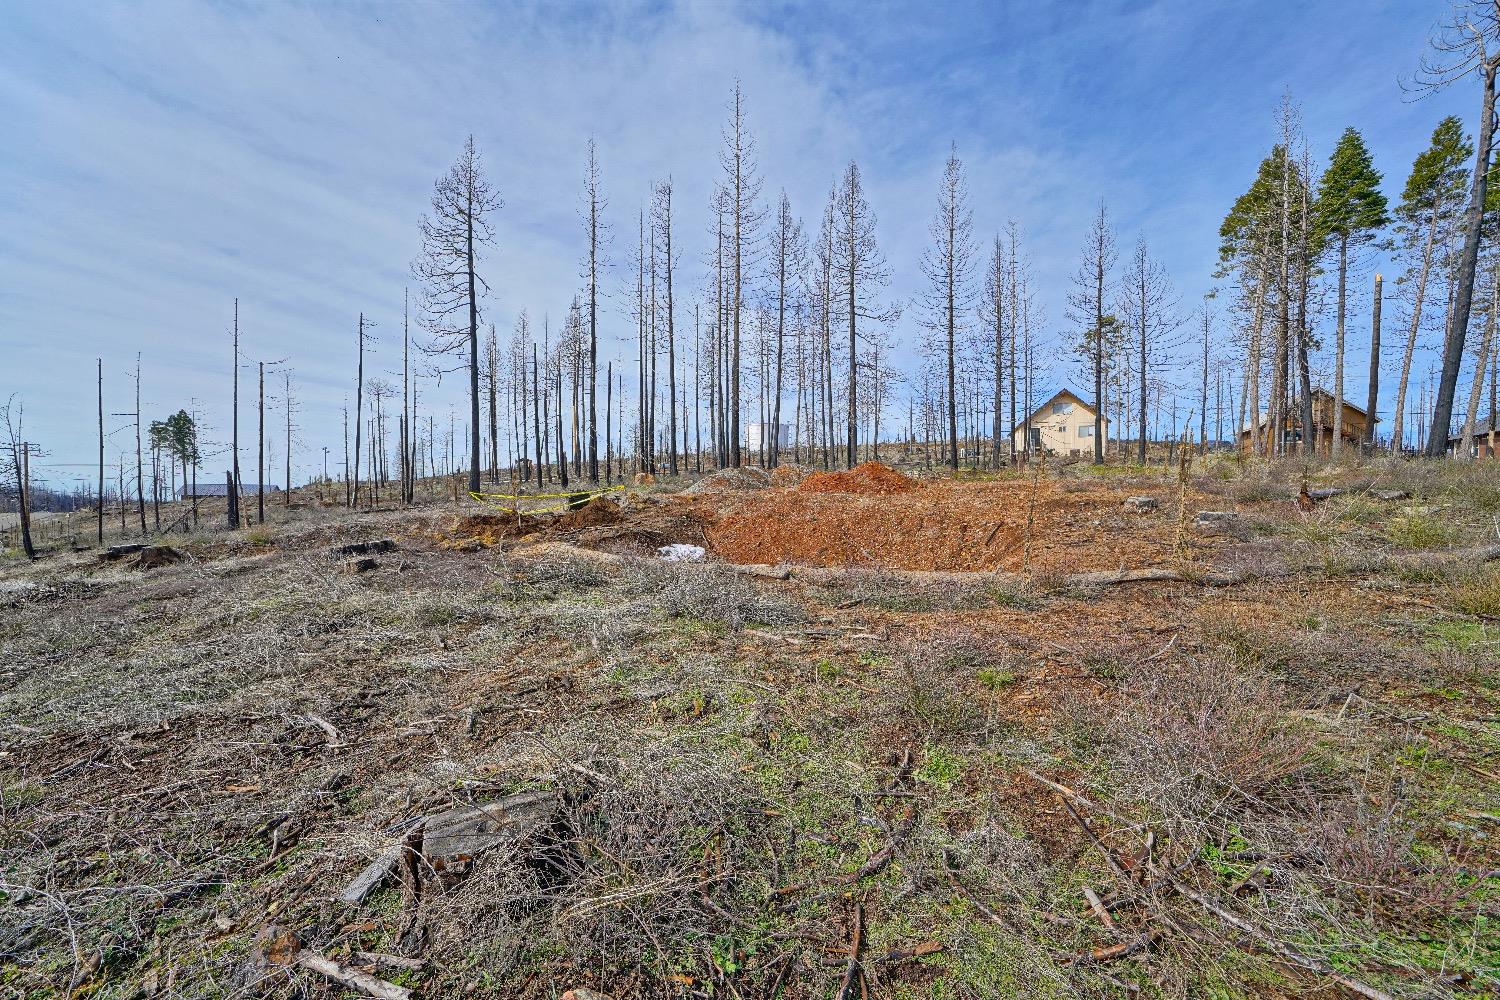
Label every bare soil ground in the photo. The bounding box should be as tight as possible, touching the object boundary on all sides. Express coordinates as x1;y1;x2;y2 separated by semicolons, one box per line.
2;456;1498;999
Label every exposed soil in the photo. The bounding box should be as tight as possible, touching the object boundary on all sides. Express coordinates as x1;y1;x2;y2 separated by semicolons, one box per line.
799;460;920;495
694;468;1216;572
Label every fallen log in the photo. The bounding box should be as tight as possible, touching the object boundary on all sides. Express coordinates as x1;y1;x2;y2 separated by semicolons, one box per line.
258;926;412;1000
339;842;407;904
1065;929;1160;965
296;949;412;1000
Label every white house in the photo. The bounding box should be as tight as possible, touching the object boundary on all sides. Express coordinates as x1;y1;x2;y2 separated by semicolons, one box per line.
1012;389;1107;457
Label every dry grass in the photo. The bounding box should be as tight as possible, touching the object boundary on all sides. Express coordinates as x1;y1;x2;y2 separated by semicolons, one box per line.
3;458;1498;999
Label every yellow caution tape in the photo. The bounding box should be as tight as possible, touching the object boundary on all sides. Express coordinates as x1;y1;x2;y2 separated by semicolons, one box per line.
467;483;625;515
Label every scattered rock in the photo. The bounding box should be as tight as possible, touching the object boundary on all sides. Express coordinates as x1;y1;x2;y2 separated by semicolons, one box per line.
1123;496;1158;512
333;539;398;557
1372;489;1411;502
1306;488;1345;501
658;543;706;562
347;557;379;573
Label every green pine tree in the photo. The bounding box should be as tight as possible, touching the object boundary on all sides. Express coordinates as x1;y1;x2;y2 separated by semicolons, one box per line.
1390;117;1472;451
1314;128;1388;456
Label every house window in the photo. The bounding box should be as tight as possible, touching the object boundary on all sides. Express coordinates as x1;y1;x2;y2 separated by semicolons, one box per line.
1053;400;1074;414
1078;425;1094;437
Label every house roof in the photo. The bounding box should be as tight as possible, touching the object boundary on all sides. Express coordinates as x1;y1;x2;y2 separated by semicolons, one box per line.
1019;389;1103;426
1241;389;1378;432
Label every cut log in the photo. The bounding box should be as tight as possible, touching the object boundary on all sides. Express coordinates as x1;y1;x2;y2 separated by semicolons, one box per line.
422;789;560;861
338;843;406;904
296;949;412;1000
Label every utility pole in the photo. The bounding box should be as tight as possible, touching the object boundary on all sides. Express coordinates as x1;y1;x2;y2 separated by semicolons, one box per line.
1366;274;1382;451
96;358;104;546
258;360;266;524
353;313;366;508
127;355;146;536
284;370;293;506
231;298;242;530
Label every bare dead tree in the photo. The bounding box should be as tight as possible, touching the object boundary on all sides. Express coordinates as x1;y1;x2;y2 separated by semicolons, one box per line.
1068;202;1119;464
833;160;897;468
920;144;977;470
352;313;370;508
2;396;35;559
413;135;503;493
1413;1;1500;454
1119;237;1183;463
230;299;242;527
96;359;103;545
655;178;680;476
284;370;293;505
1460;259;1499;456
583;138;608;482
1367;273;1383;449
485;323;500;484
768;191;805;469
720;82;764;467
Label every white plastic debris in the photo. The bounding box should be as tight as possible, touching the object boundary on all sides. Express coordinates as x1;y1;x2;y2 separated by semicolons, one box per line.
657;543;707;562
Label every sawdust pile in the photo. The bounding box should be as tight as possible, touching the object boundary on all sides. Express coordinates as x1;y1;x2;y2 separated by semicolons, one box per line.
799;462;919;496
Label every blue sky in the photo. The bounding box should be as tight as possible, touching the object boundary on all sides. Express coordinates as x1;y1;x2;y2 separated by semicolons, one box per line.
0;0;1478;490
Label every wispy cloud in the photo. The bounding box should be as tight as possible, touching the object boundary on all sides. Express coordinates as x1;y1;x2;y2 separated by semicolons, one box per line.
0;0;1469;486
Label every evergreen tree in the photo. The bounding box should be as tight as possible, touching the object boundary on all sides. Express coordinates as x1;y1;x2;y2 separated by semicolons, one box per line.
1390;117;1471;451
1315;128;1388;456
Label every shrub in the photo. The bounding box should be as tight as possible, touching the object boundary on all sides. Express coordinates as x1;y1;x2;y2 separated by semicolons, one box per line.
629;562;805;630
1069;660;1316;835
1452;569;1500;618
977;667;1017;690
1386;511;1458;549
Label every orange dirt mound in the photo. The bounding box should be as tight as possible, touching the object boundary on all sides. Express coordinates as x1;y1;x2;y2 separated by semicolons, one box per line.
700;479;1212;573
768;464;814;488
799;462;918;496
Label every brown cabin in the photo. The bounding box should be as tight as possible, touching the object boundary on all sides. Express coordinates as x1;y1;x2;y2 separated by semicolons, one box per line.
1240;389;1375;455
